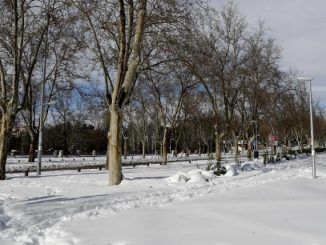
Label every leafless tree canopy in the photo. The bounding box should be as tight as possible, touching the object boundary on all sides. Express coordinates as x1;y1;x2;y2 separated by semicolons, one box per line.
0;0;325;182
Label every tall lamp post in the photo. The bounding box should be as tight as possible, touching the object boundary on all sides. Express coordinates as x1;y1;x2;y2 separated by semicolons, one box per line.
298;77;316;179
37;24;49;175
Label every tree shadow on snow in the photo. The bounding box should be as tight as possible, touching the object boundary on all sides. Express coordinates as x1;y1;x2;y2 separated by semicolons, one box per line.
7;170;106;180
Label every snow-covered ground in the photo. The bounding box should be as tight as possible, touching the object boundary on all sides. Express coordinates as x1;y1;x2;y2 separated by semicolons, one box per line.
1;154;326;245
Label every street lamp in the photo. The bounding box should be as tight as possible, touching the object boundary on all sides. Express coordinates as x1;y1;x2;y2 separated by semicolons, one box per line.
298;77;316;179
37;99;55;175
37;26;49;175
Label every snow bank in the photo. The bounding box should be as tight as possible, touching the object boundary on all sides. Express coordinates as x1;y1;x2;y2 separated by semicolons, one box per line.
187;173;208;183
222;160;265;176
168;160;266;182
200;170;216;179
167;172;189;183
223;164;241;176
167;169;215;183
224;165;239;176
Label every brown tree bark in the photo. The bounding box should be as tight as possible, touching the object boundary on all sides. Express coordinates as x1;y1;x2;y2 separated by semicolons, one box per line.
162;127;168;165
234;137;239;163
123;137;128;160
215;132;224;162
247;136;255;160
141;140;145;158
0;115;13;180
107;0;147;185
106;136;110;170
108;107;122;185
28;132;38;162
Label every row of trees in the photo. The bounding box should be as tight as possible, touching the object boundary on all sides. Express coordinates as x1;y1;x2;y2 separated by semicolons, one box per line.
1;0;325;184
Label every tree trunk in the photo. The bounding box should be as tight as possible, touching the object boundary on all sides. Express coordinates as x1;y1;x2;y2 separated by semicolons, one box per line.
208;143;211;157
0;116;13;180
234;137;239;163
106;137;110;170
123;137;128;160
141;140;145;158
247;137;253;160
174;143;177;157
296;134;302;153
0;129;9;180
28;132;38;162
285;137;290;154
162;127;168;165
108;107;122;185
215;135;221;162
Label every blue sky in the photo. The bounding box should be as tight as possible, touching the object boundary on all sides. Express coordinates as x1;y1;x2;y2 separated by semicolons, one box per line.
211;0;326;108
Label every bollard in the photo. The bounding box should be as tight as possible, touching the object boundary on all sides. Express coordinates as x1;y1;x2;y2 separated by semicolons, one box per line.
77;167;81;172
99;166;102;171
133;163;136;168
24;169;29;176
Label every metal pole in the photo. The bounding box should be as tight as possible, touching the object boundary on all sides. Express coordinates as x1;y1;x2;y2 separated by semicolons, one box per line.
308;79;316;179
37;24;49;175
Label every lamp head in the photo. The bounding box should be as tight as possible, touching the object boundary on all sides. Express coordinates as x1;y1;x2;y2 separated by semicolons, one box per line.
298;76;313;82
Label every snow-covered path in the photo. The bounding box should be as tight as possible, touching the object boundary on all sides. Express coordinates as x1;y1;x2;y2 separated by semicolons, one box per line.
62;177;326;245
1;155;326;244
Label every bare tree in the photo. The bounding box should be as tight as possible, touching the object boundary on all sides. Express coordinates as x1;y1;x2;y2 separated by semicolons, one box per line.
19;6;81;161
0;0;52;179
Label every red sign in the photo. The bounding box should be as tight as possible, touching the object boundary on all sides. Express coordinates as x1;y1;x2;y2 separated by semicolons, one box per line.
268;134;278;146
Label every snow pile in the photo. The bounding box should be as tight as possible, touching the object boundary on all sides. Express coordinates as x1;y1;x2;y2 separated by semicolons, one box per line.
240;161;264;171
167;169;215;183
200;170;216;179
241;163;255;171
224;165;240;176
187;173;208;183
223;160;265;176
168;160;266;182
167;172;189;183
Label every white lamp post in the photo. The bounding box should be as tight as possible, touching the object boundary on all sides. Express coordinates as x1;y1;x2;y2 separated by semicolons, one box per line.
298;77;316;179
37;25;49;175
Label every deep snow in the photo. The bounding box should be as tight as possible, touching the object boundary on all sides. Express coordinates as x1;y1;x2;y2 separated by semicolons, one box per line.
1;154;326;245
